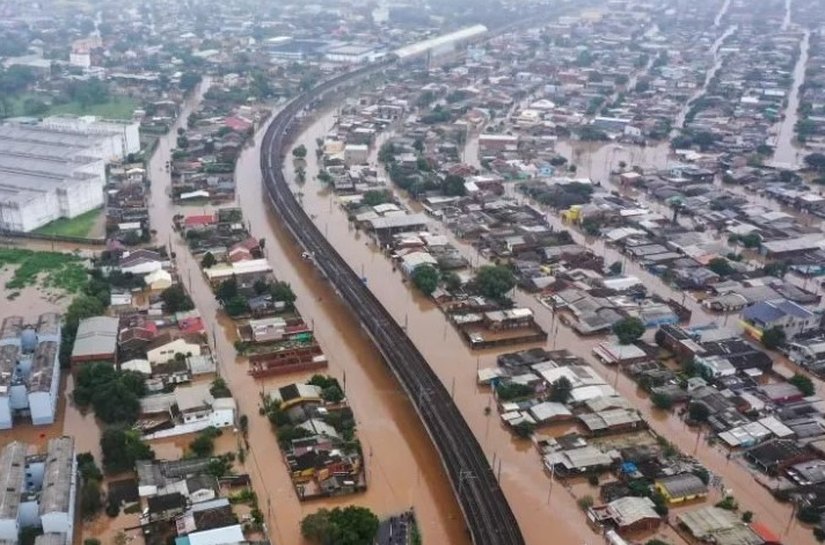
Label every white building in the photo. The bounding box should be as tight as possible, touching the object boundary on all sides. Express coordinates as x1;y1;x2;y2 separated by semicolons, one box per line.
0;438;76;545
0;118;138;232
0;314;61;430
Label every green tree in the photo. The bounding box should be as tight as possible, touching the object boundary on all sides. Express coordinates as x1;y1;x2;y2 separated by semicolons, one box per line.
444;271;462;292
496;382;534;401
270;281;296;309
161;284;195;313
301;506;380;545
804;152;825;172
73;363;146;425
216;276;239;303
741;511;753;523
362;190;392;207
761;326;786;350
612;317;645;345
651;392;673;410
549;376;572;403
441;174;467;196
80;480;102;519
201;252;217;269
513;421;535;438
708;257;734;277
688;402;710;422
292;144;308;159
210;378;232;398
790;373;815;396
100;427;155;474
473;265;516;300
224;295;248;316
411;264;439;295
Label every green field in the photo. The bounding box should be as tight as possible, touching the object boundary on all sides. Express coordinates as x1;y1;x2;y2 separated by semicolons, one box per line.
8;94;139;120
0;248;88;294
33;208;102;238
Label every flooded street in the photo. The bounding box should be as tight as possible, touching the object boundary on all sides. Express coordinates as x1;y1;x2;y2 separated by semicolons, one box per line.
772;29;810;167
274;105;819;544
675;25;738;129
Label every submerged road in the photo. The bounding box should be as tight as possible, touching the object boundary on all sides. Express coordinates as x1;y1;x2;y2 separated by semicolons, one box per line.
259;63;525;545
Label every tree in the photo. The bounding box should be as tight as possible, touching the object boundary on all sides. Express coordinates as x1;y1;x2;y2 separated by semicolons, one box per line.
740;233;761;248
513;421;535;438
80;480;102;519
73;363;146;425
608;261;623;275
741;511;753;523
804;152;825;172
292;145;307;159
270;281;296;309
210;378;232;398
651;392;673;410
362;190;391;207
224;295;248;317
201;252;217;269
761;326;786;350
496;382;534;401
100;427;155;474
708;257;734;277
300;506;380;545
189;428;219;457
161;284;195;313
321;385;344;404
688;402;710;422
790;373;815;396
441;174;467;196
612;317;645;345
474;265;516;300
216;276;239;304
549;376;572;403
444;271;462;292
411;264;439;295
179;72;202;92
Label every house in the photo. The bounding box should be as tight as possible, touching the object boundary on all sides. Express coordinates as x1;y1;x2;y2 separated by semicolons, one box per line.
148;492;187;517
745;439;812;475
677;506;761;544
145;269;173;291
71;316;119;365
174;383;235;429
741;299;817;340
654;473;708;504
589;496;660;535
175;524;244;545
269;383;323;411
146;334;202;365
120;249;164;275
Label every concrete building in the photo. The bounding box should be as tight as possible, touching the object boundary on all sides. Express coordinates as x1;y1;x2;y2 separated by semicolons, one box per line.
0;314;62;430
0;438;76;545
70;316;119;366
741;299;817;340
0;118;139;232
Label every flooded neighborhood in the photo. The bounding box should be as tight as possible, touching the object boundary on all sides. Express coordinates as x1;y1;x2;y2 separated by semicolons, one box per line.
2;1;825;545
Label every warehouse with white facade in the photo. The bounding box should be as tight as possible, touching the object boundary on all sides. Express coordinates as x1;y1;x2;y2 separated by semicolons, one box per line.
0;437;76;545
0;314;62;430
0;116;139;232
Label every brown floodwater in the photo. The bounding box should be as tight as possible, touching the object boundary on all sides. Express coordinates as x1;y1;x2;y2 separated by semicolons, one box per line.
272;108;820;544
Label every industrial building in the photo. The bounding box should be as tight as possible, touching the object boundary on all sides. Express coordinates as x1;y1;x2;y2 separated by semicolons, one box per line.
0;314;62;429
0;437;77;545
0;117;140;232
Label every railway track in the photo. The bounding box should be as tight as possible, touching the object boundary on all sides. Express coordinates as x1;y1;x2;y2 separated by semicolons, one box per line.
259;61;525;545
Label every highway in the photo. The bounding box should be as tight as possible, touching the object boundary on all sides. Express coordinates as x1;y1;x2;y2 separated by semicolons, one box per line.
259;60;525;545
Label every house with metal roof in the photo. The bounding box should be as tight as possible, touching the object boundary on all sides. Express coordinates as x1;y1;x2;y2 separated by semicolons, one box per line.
70;316;119;365
654;473;708;504
741;299;818;340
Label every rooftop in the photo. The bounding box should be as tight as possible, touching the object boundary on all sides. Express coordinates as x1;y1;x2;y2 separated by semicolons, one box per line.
39;436;75;515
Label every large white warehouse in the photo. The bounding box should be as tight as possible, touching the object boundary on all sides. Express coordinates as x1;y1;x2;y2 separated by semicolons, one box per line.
0;116;140;233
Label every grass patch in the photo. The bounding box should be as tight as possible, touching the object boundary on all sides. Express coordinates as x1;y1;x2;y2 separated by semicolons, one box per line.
6;94;139;120
33;208;102;238
47;96;139;120
0;249;88;293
